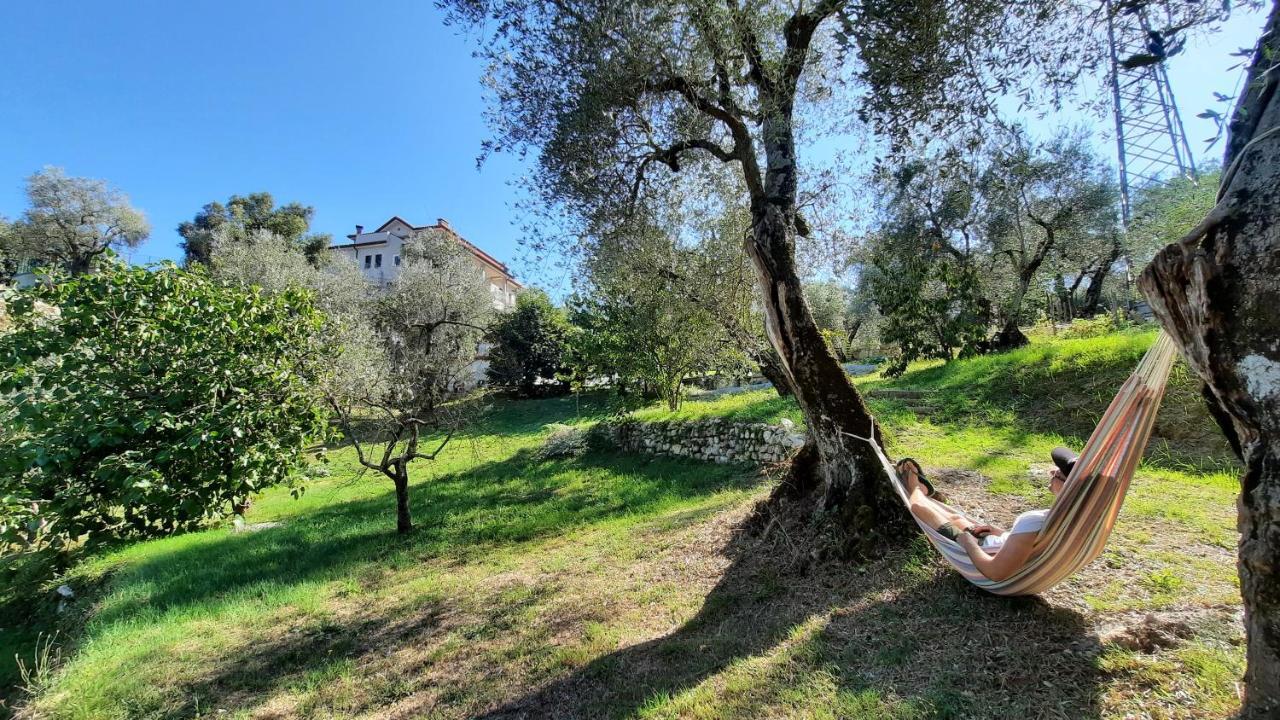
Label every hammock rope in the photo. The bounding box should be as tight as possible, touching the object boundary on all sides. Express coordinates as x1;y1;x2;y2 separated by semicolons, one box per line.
862;331;1181;596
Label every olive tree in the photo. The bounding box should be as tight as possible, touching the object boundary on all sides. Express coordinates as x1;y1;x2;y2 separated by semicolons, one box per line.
982;130;1119;346
211;226;492;534
209;226;371;314
1139;3;1280;712
442;0;1155;548
325;232;494;534
11;167;150;275
864;149;991;369
570;202;749;410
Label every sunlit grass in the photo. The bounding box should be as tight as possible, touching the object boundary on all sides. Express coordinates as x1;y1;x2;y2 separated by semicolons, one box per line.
634;329;1235;476
631;388;804;427
17;395;765;720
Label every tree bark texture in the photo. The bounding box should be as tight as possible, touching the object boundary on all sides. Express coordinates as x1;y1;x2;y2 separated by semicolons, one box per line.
1138;4;1280;713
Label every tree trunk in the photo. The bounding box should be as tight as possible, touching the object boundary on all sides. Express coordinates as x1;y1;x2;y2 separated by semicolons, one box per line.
393;472;413;534
753;346;794;398
1138;4;1280;713
994;276;1037;350
991;318;1030;351
1082;239;1123;316
68;254;93;276
743;114;909;554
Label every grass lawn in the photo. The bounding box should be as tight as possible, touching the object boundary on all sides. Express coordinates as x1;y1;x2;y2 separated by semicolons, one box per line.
4;330;1245;719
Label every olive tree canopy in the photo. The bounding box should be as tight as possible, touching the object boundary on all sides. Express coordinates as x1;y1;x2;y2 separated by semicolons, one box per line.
13;167;150;275
442;0;1234;550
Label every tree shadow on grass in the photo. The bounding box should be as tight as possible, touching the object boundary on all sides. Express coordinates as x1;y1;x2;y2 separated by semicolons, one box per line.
83;457;1108;720
470;521;1106;719
83;448;760;631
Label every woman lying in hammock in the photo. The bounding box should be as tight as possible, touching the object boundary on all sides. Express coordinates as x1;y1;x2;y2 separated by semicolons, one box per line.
897;448;1078;582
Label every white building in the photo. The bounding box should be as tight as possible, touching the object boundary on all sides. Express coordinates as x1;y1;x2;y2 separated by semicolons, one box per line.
328;216;521;310
328;216;522;386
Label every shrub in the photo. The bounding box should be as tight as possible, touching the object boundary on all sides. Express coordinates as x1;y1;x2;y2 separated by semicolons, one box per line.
0;263;331;552
1060;313;1135;339
486;289;572;396
537;424;587;459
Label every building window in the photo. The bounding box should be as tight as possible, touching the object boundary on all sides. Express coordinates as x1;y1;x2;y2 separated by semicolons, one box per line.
394;255;400;266
364;255;372;269
375;254;383;268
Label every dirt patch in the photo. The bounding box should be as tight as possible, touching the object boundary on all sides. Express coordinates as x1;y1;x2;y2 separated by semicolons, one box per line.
1093;606;1242;653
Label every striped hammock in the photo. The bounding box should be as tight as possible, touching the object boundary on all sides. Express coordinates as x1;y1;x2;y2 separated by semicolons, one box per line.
864;331;1181;596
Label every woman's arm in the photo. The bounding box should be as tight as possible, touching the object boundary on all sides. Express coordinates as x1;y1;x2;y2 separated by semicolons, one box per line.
957;531;1037;582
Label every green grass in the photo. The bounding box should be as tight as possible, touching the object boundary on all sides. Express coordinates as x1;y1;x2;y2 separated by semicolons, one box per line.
641;329;1235;473
1;329;1247;719
631;388;805;427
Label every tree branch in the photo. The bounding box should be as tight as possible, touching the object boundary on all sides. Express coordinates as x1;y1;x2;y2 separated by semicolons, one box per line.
780;0;845;94
727;0;774;97
644;75;764;195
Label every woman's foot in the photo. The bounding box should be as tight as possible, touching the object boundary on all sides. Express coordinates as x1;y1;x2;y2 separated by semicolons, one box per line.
897;459;936;498
898;462;922;496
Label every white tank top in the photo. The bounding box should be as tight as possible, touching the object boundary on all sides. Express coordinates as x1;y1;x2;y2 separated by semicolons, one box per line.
980;509;1049;552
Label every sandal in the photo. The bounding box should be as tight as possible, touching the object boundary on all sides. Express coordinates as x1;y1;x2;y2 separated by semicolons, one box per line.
896;457;937;497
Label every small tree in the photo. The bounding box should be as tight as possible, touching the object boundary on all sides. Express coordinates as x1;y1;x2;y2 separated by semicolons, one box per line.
209;227;371;312
568;202;747;411
325;232;493;534
0;262;329;551
805;280;859;361
568;292;742;411
864;154;990;372
982;130;1119;347
179;192;330;266
864;227;989;376
11;167;150;275
486;289;572;396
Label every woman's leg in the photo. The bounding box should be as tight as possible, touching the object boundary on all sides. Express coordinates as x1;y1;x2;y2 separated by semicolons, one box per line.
908;487;971;538
901;464;969;536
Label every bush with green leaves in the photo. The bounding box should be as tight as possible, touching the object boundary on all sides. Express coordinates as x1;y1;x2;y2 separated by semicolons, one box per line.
485;289;572;396
1059;313;1137;340
864;230;990;376
0;263;331;551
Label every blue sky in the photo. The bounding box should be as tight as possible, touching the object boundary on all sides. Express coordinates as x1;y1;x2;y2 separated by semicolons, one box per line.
0;1;1266;287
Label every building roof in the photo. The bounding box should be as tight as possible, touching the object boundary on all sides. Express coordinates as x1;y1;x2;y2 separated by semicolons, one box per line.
335;216;519;287
328;238;389;250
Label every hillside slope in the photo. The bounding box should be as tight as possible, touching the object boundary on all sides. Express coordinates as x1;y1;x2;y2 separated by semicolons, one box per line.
643;329;1235;472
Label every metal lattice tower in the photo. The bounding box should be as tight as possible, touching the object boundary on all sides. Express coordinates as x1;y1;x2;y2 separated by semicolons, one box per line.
1106;3;1198;223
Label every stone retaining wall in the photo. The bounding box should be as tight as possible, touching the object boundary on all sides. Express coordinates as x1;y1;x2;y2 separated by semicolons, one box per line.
597;417;806;465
